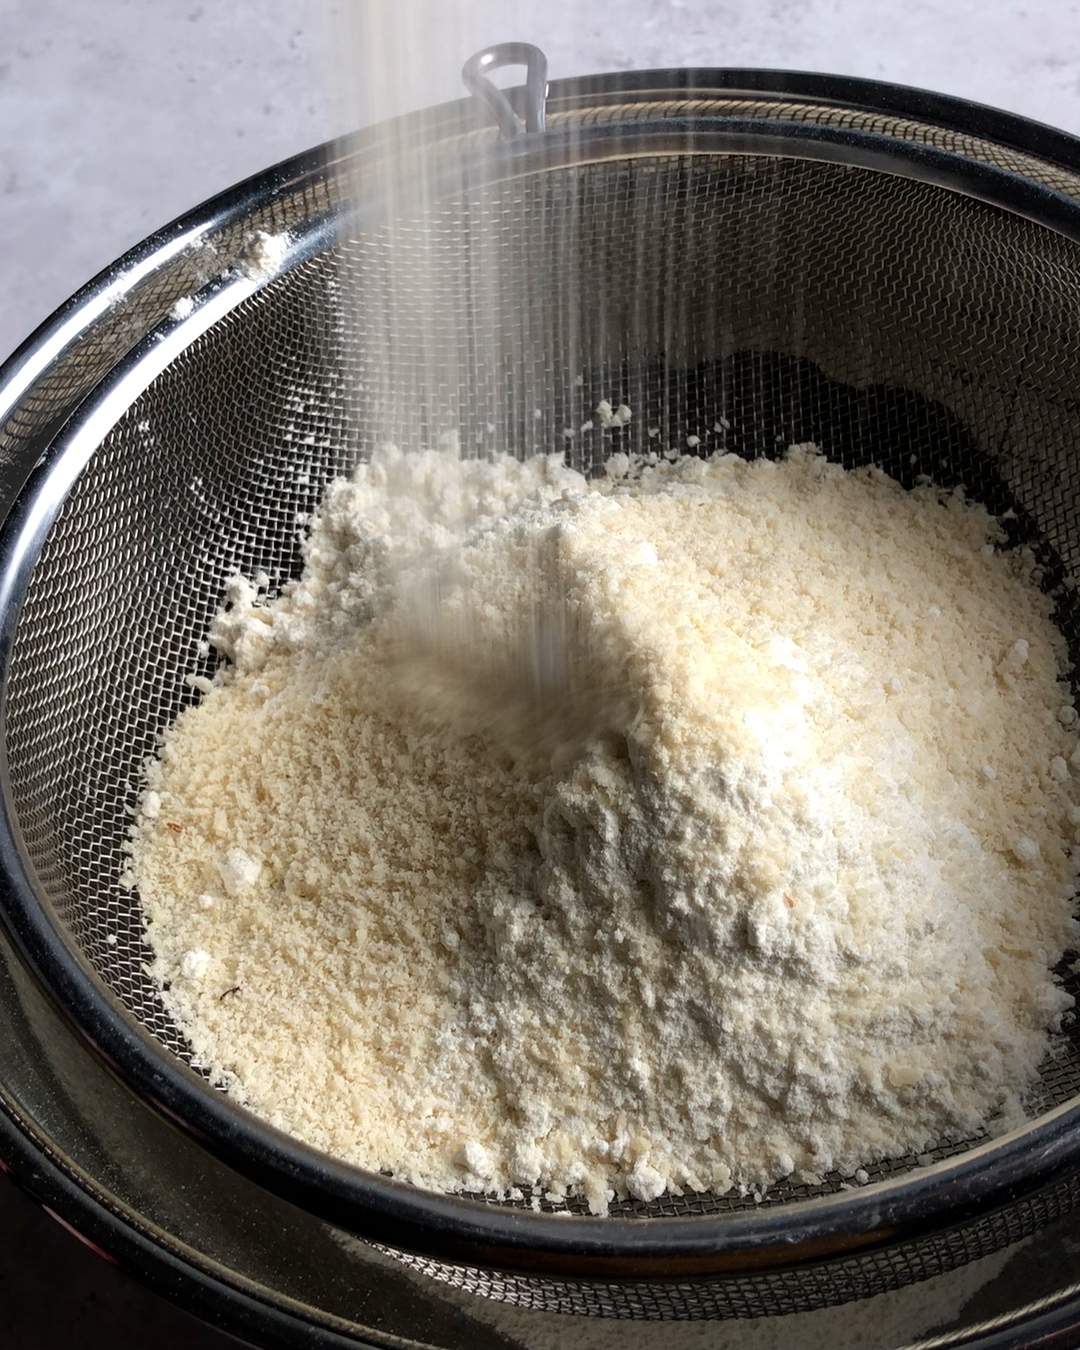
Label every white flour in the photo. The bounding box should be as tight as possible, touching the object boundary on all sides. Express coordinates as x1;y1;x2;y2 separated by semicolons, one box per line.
130;443;1080;1214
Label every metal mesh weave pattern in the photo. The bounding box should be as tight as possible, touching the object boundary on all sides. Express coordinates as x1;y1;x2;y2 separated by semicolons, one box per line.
6;86;1080;1316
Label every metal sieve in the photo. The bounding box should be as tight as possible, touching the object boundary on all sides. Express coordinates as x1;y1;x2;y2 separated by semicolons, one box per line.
4;45;1080;1319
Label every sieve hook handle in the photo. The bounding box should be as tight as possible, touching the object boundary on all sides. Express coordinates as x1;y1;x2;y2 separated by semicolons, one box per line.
462;43;548;140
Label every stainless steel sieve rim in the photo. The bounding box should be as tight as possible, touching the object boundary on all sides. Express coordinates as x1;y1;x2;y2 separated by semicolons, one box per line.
5;63;1080;1278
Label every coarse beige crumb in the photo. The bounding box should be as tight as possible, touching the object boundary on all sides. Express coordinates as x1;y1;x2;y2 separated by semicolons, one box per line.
131;444;1080;1214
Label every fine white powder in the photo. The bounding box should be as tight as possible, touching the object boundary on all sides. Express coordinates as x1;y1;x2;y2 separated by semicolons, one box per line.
237;229;291;281
130;443;1080;1214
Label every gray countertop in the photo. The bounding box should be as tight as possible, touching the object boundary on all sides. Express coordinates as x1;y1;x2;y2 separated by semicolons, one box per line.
5;0;1080;364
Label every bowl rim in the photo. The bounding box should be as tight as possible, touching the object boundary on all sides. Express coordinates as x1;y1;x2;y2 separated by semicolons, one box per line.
4;64;1080;1276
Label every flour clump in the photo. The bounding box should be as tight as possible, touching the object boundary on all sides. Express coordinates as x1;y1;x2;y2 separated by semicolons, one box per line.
131;443;1080;1214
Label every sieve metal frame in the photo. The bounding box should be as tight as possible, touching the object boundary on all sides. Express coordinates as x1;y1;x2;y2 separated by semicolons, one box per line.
6;66;1080;1282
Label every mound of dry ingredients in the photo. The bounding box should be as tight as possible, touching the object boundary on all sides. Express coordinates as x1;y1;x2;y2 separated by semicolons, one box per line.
129;443;1080;1215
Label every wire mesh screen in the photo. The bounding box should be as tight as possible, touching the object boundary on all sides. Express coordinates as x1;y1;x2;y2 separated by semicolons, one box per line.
7;114;1080;1315
381;1166;1080;1318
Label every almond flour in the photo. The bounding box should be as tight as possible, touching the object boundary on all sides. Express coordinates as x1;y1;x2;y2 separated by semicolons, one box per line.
130;444;1080;1214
